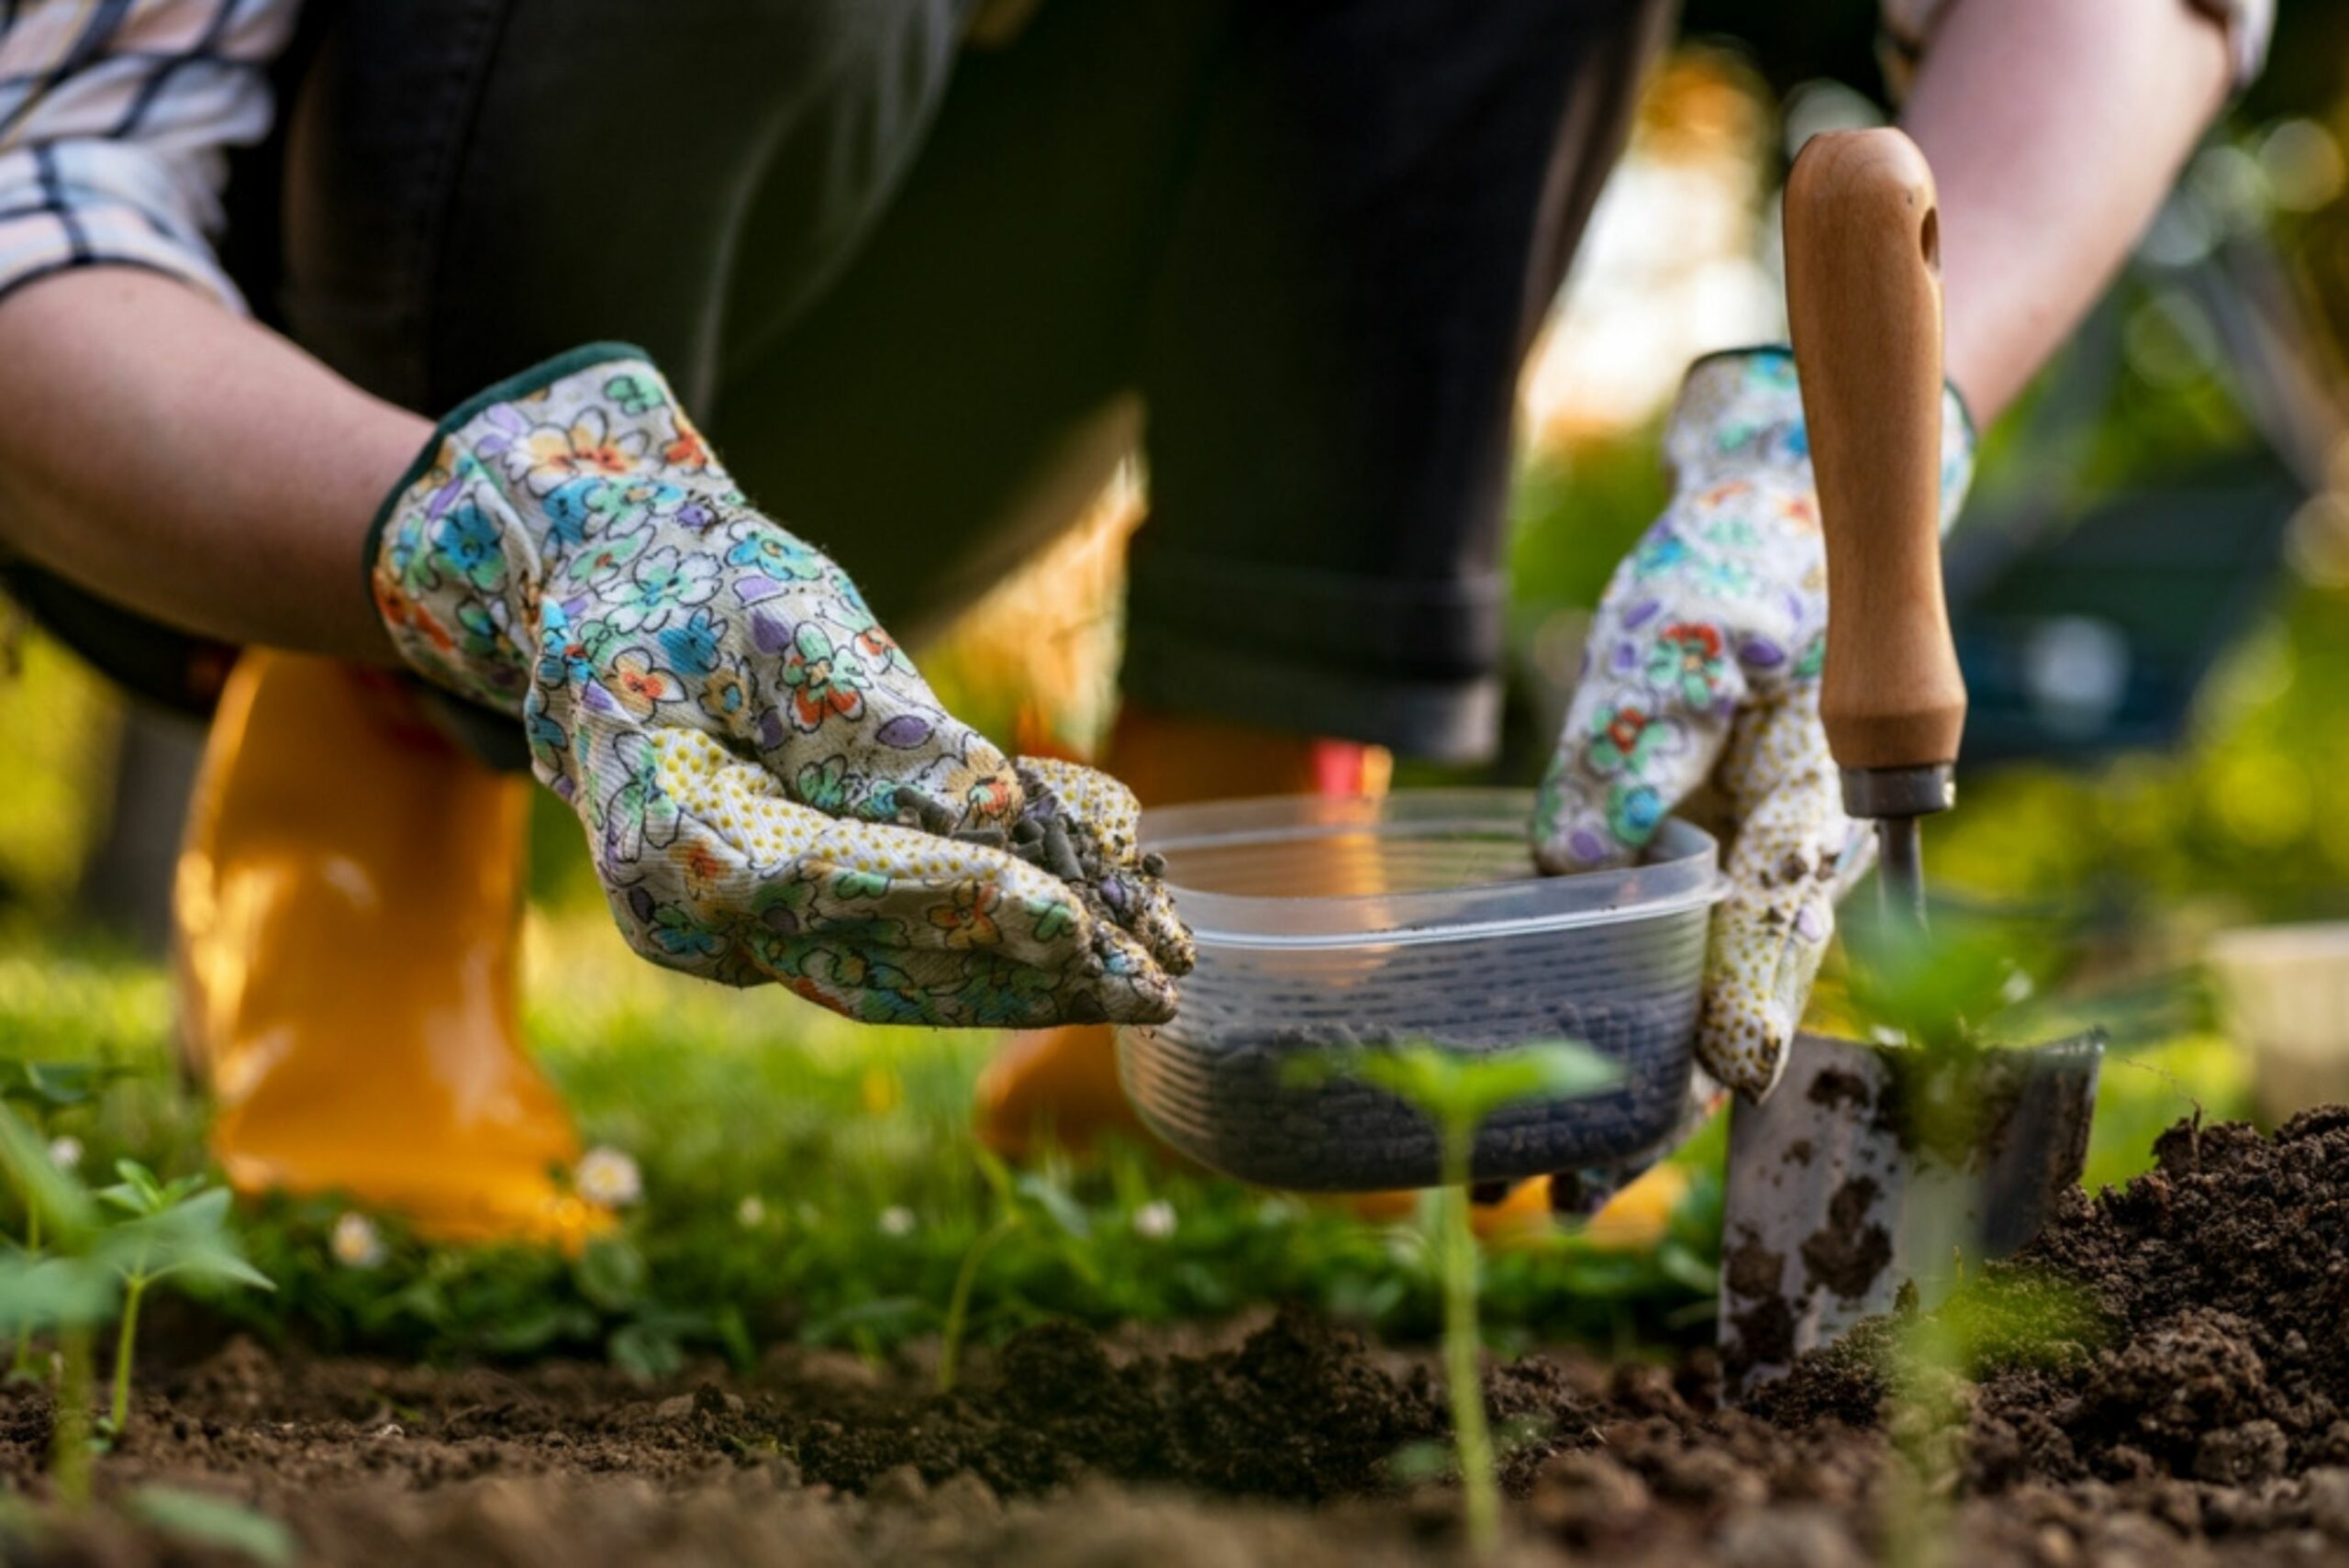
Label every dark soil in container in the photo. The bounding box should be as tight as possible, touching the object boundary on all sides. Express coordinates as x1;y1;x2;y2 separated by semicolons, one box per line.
13;1110;2349;1565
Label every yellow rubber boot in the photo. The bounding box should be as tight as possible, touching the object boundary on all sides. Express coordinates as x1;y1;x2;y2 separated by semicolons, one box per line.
1353;1179;1564;1242
1349;1164;1694;1248
174;651;599;1244
973;706;1393;1161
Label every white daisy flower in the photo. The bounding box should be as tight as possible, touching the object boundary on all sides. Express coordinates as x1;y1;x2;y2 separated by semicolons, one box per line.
576;1146;643;1207
331;1212;386;1269
1132;1200;1178;1241
45;1137;81;1173
877;1206;916;1238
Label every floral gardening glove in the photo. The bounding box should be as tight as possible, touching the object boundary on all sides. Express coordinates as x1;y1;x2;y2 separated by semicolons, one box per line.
1531;348;1972;1100
369;344;1193;1028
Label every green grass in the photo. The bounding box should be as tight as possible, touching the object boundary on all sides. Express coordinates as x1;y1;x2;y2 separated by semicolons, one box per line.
0;904;2250;1376
0;916;1734;1371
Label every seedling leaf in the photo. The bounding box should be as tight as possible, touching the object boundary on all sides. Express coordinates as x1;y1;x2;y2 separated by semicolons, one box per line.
1015;1173;1092;1241
971;1145;1019;1208
0;1102;95;1246
107;1192;276;1293
126;1486;295;1567
1292;1035;1616;1558
0;1253;118;1329
608;1321;685;1381
1839;901;2079;1052
1388;1439;1453;1485
0;1060;137;1112
574;1238;648;1312
1290;1039;1618;1133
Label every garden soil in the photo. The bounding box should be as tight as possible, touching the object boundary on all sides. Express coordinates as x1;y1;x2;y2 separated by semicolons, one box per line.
14;1109;2349;1565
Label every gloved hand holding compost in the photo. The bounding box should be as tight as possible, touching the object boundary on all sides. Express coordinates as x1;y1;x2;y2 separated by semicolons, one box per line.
1531;348;1972;1100
369;345;1193;1028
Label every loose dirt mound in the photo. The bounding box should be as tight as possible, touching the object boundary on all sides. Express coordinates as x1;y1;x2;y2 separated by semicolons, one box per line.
14;1114;2349;1565
1769;1106;2349;1491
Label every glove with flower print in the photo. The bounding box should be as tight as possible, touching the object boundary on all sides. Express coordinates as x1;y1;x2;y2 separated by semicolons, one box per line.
369;343;1193;1027
1531;348;1973;1101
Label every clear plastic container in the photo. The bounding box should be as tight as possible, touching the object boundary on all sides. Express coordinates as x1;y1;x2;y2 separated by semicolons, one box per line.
1116;789;1721;1192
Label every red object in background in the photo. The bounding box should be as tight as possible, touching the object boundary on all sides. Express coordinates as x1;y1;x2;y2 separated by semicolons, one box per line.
1309;737;1381;797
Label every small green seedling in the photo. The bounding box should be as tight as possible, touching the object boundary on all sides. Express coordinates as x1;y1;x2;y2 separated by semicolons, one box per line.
94;1160;276;1433
1880;1271;2107;1568
0;1104;271;1503
1293;1040;1617;1555
935;1146;1097;1394
0;1057;138;1380
125;1485;296;1567
1836;899;2074;1055
1836;900;2085;1160
1836;903;2100;1568
0;1482;295;1566
0;1102;104;1507
0;1062;139;1144
570;1234;753;1380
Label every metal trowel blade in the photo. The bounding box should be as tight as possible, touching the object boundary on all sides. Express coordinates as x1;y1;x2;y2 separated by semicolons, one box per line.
1717;1028;2105;1392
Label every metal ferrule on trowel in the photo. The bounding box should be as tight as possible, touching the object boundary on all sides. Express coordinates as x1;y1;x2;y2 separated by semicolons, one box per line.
1716;128;2103;1390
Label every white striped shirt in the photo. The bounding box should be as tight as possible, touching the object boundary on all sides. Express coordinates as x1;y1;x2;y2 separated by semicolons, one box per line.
0;0;296;310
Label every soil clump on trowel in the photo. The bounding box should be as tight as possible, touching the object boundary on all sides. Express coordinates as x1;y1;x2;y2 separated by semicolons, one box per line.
15;1113;2349;1566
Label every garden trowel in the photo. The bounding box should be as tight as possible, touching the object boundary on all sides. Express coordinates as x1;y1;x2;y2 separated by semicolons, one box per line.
1716;128;2104;1390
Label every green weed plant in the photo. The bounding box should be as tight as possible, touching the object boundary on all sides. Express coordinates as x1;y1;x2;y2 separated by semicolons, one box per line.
1292;1040;1617;1555
0;1095;270;1503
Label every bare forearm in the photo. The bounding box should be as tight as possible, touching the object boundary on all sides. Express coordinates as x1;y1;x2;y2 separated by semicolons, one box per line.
1905;0;2232;421
0;268;427;662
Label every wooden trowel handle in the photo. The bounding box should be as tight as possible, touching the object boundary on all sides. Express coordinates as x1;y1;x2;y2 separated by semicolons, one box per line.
1784;128;1964;778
